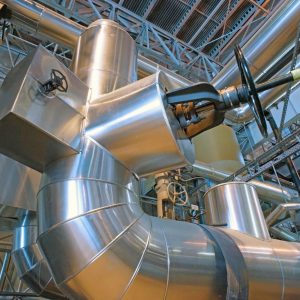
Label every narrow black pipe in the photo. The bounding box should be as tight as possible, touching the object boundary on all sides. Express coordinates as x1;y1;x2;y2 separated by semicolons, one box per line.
255;73;294;93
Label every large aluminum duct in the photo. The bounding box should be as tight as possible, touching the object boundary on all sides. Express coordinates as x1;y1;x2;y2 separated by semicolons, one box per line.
0;0;190;87
204;182;271;240
86;72;194;176
0;154;40;211
37;137;300;300
2;0;300;126
0;0;83;48
192;161;297;204
0;13;298;300
73;19;194;176
212;0;300;123
11;212;66;299
70;19;137;100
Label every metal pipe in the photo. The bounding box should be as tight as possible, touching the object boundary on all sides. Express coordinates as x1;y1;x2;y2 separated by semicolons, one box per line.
192;161;297;204
11;211;66;299
266;203;300;228
212;0;300;123
3;0;300;126
0;0;192;87
225;60;300;124
204;182;271;240
1;5;300;300
36;135;300;300
269;226;299;242
0;0;83;48
70;19;137;100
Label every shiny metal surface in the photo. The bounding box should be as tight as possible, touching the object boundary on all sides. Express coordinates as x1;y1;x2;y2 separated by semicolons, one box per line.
0;0;84;48
86;72;194;176
0;154;40;211
12;212;66;299
71;19;137;100
36;136;300;299
137;54;193;88
0;45;88;171
269;226;299;242
192;161;296;204
37;138;225;300
266;203;300;228
4;0;300;126
1;3;300;299
204;182;270;240
225;60;300;124
212;0;300;123
222;228;300;300
0;0;190;89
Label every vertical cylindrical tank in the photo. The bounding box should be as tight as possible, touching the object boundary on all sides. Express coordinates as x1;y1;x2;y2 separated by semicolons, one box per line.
192;124;244;173
70;19;137;100
204;182;270;240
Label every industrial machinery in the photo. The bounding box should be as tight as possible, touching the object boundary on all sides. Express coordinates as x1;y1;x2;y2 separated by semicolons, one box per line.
0;1;300;300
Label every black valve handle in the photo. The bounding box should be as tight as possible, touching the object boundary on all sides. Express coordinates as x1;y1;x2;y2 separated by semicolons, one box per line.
50;69;68;92
234;45;268;138
41;69;68;94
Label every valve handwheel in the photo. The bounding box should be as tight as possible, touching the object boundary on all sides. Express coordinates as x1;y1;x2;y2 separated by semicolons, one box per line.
234;45;268;138
50;69;68;93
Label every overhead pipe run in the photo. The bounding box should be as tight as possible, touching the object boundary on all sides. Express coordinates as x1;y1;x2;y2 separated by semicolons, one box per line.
225;59;300;124
1;0;298;208
0;0;192;87
2;0;300;126
192;161;298;204
0;17;298;300
266;203;300;228
212;0;300;124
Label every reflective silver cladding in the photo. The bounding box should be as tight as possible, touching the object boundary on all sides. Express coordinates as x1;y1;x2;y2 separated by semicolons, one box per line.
71;19;137;100
37;139;300;300
0;0;84;48
86;72;194;176
0;154;40;211
192;161;296;204
204;182;270;240
37;138;226;300
222;228;300;299
3;0;300;126
0;45;88;172
12;212;66;299
2;3;300;300
212;0;300;123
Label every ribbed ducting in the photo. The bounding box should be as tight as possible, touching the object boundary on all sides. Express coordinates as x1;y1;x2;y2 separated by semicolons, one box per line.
36;136;300;300
11;211;66;299
1;3;300;300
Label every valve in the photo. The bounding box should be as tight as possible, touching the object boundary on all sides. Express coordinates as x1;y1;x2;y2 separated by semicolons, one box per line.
41;69;68;95
166;45;300;139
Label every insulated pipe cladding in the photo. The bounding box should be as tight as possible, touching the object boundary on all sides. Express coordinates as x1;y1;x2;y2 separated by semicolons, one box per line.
11;212;66;299
3;0;300;125
0;11;299;300
35;20;300;300
37;137;300;300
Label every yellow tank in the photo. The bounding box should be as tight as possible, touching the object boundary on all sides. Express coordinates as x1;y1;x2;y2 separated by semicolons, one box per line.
192;125;244;173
